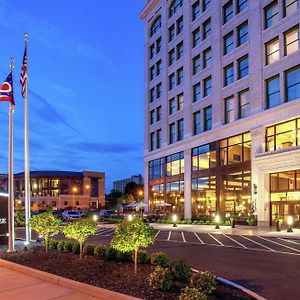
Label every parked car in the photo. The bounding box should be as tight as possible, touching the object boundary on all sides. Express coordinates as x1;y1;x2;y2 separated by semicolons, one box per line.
99;209;116;217
62;210;85;221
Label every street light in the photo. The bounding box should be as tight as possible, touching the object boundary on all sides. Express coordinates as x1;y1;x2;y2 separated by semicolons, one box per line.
138;190;143;202
72;187;78;210
215;214;220;229
85;184;91;209
172;214;178;227
287;215;293;233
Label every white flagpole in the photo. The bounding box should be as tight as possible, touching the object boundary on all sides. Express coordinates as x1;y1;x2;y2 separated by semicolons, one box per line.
8;58;15;252
24;32;31;245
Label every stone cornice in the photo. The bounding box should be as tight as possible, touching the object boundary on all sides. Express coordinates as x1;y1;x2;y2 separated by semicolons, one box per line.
139;0;161;20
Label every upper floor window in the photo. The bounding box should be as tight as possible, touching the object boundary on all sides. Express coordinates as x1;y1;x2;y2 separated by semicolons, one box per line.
150;44;155;59
169;122;176;144
203;47;212;68
169;0;183;18
156;106;162;122
264;1;278;29
169;49;176;66
283;0;299;17
177;119;184;141
157;129;162;149
224;31;234;55
156;60;162;76
150;110;155;125
238;55;249;79
193;82;201;102
223;1;234;24
192;1;200;20
150;88;155;103
177;41;184;59
169;73;176;90
150;65;155;80
204;106;212;131
169;25;175;42
237;0;248;13
193;55;201;75
238;89;250;119
177;16;184;34
285;65;300;102
156;37;162;53
150;132;155;151
177;67;184;85
266;75;280;108
266;38;279;65
203;0;211;11
169;98;176;115
177;93;184;110
203;18;211;40
150;16;161;37
156;83;162;99
237;21;248;46
224;64;234;86
192;27;201;47
284;26;299;56
193;111;201;135
225;96;234;124
203;76;212;97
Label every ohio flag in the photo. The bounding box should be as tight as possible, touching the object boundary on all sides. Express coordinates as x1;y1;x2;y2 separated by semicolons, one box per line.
0;73;15;105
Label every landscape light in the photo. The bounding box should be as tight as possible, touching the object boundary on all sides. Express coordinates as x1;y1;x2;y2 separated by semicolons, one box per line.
93;214;98;222
287;215;293;232
172;214;178;227
215;214;220;229
127;214;133;222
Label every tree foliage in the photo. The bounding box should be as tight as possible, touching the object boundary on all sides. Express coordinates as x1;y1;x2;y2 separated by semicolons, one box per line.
29;212;61;252
63;219;97;259
110;218;156;273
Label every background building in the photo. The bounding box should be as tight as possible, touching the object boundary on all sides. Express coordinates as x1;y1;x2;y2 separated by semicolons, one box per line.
113;174;144;193
0;170;105;210
141;0;300;225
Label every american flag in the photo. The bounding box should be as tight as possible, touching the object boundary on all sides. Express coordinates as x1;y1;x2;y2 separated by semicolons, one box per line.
20;46;27;98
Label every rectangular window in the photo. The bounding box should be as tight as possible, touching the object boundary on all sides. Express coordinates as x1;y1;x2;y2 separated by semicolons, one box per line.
225;96;235;124
238;89;250;119
203;47;212;68
284;0;298;16
237;0;248;13
156;60;162;76
266;38;279;65
169;49;175;66
193;27;201;47
156;129;162;149
169;25;175;42
237;21;248;46
266;75;280;108
169;0;183;17
177;67;184;85
169;73;176;90
169;98;176;115
193;55;201;75
238;55;249;79
203;18;211;40
150;66;155;80
203;0;211;11
150;44;155;59
150;110;155;125
150;132;155;151
177;93;184;110
150;88;155;103
156;106;161;122
177;16;184;34
192;144;217;171
224;31;234;55
177;119;184;141
223;1;234;24
156;37;161;53
193;111;201;135
264;1;278;29
156;83;162;99
203;76;212;97
169;123;176;144
204;106;212;131
284;26;299;56
224;64;234;86
285;66;300;102
177;41;184;59
192;1;200;20
193;82;201;102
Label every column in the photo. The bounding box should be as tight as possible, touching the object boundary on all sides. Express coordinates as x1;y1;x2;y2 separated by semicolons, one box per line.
184;149;192;219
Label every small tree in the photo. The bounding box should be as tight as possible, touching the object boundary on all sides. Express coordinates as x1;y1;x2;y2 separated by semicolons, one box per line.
29;212;61;253
111;218;156;274
63;220;97;259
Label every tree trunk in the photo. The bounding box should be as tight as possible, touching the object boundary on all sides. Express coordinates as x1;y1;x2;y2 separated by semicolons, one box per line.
134;248;138;274
45;237;48;253
80;242;83;259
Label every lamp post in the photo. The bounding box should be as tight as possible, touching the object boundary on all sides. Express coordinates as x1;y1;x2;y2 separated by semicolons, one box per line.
72;187;78;210
85;184;91;209
287;215;293;233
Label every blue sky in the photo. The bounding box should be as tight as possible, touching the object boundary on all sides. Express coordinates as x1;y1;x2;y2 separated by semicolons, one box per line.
0;0;145;191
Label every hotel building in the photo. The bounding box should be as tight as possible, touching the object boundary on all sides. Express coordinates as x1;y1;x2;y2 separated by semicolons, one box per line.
140;0;300;225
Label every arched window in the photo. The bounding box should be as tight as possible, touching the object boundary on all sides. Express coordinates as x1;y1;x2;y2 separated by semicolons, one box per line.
169;0;183;18
150;16;161;37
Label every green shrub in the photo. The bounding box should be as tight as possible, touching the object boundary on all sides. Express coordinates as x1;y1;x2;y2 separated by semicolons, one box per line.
148;266;173;291
171;259;192;282
219;221;224;225
151;252;169;267
138;250;150;264
94;244;107;258
63;241;74;253
166;219;172;224
179;287;207;300
190;271;217;295
48;239;59;250
157;219;161;223
57;241;65;252
224;220;231;226
83;244;96;256
199;220;204;225
193;220;199;225
116;251;133;262
72;242;80;254
105;247;118;260
187;220;193;225
181;220;187;224
205;221;211;225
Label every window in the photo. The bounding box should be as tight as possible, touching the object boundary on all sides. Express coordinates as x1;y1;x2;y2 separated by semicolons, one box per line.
169;0;183;18
224;64;234;86
149;158;165;179
284;26;299;55
237;22;248;46
156;129;162;149
177;93;184;110
193;82;201;102
169;73;176;90
203;0;211;11
150;44;155;59
177;16;184;34
238;55;249;79
169;98;176;115
193;111;201;135
150;88;155;102
285;66;300;102
225;96;235;124
166;152;184;176
237;0;248;13
177;41;184;59
224;31;234;55
156;60;162;76
193;55;201;75
156;106;162;122
169;49;175;66
169;25;175;42
266;75;280;108
151;16;161;36
156;83;162;98
150;132;155;151
284;0;298;16
169;123;176;144
203;18;211;40
150;110;155;124
266;38;279;65
203;76;212;97
264;1;278;29
192;144;217;171
204;106;212;131
177;67;184;85
192;27;201;47
156;37;162;53
203;47;212;68
192;1;200;20
177;119;184;141
223;1;234;24
150;66;155;80
238;89;250;119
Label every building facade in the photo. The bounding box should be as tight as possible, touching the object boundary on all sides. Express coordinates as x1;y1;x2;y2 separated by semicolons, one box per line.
0;170;105;210
113;174;144;193
140;0;300;225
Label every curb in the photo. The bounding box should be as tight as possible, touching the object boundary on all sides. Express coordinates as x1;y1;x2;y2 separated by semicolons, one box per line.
0;258;140;300
192;268;266;300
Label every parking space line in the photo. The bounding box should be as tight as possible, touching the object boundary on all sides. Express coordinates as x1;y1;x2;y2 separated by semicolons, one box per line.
241;236;275;252
208;233;224;246
167;231;171;241
194;232;204;244
278;238;300;245
258;236;300;253
181;232;186;243
224;234;247;249
155;230;160;238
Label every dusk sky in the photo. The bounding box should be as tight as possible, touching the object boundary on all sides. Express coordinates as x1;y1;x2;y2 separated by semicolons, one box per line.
0;0;145;191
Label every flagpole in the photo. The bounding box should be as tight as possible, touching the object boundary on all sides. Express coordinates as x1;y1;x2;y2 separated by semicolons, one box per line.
24;32;31;245
8;58;15;252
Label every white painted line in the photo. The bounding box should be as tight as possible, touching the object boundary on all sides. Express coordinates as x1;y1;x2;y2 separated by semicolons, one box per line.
155;230;160;238
258;236;300;253
224;234;247;249
194;232;204;244
241;235;276;252
208;233;224;246
181;232;186;243
278;238;300;245
167;231;172;241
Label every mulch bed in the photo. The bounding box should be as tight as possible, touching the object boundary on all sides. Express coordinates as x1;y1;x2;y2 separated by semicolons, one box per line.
0;246;254;300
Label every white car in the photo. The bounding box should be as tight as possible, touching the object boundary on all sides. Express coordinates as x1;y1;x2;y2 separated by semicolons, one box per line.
62;210;85;221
